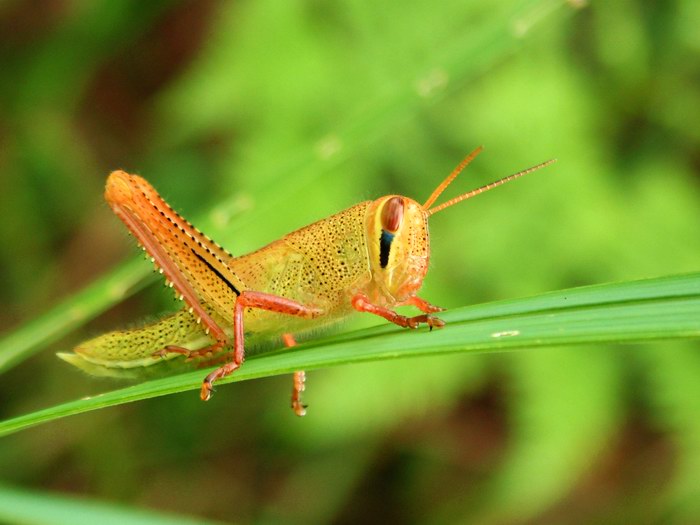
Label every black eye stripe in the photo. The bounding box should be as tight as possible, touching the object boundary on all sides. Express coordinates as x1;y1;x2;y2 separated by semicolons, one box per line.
379;229;394;268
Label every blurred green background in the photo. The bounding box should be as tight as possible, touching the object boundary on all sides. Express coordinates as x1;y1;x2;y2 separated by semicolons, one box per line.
1;0;699;523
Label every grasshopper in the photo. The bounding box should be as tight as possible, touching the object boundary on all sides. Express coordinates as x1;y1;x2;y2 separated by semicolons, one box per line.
60;147;554;415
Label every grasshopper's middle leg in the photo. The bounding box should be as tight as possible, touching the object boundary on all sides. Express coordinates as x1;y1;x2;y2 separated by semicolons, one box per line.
200;291;322;407
401;295;445;314
282;334;307;417
153;320;227;361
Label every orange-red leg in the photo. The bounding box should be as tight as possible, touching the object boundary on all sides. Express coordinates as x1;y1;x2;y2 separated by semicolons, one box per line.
351;293;445;330
153;338;227;361
402;295;445;314
283;334;307;417
200;291;322;401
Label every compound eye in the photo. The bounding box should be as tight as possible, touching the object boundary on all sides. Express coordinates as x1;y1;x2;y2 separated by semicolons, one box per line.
381;197;404;233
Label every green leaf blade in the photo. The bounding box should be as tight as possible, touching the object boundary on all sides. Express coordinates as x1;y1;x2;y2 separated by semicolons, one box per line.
1;273;698;438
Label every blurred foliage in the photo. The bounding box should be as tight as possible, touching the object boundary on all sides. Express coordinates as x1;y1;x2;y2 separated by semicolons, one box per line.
0;0;698;524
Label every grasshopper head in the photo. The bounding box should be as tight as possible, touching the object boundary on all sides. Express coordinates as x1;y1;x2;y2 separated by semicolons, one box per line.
365;147;556;304
365;195;430;303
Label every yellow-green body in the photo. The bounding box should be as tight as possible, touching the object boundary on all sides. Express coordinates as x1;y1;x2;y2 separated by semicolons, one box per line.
68;199;428;367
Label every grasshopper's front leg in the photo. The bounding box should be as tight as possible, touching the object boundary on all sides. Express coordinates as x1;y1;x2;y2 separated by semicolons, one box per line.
351;293;446;330
200;291;323;408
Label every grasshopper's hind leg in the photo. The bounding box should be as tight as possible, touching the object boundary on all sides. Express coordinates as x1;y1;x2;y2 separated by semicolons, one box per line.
200;291;322;410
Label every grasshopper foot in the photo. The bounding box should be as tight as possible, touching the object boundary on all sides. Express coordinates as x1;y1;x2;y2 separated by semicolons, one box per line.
426;315;446;330
200;361;240;401
292;401;308;417
405;314;445;330
200;381;213;401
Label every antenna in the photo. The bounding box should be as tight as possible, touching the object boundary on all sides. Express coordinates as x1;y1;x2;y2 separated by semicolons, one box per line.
423;146;483;210
426;156;557;216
